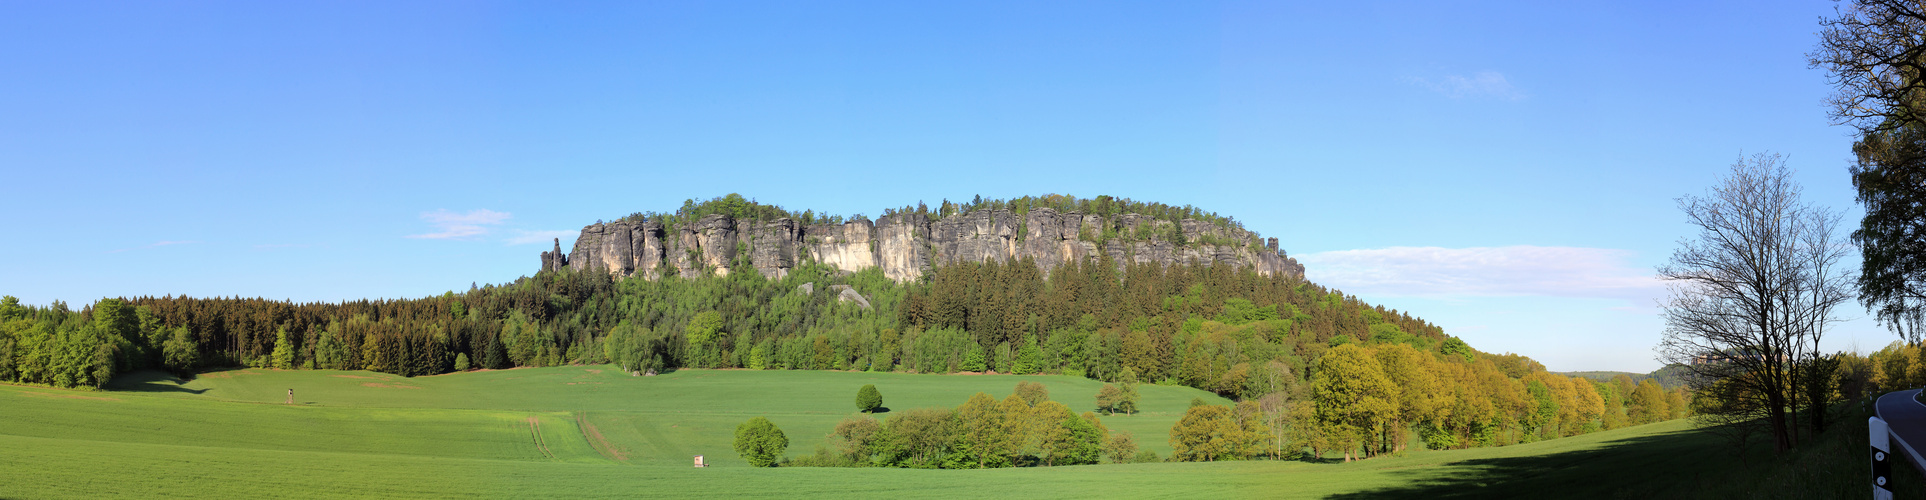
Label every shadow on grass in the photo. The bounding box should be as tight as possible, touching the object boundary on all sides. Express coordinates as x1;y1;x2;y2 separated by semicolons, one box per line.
105;370;209;394
1328;427;1723;499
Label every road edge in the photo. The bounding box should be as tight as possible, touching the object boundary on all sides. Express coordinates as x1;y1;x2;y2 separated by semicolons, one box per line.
1877;389;1926;477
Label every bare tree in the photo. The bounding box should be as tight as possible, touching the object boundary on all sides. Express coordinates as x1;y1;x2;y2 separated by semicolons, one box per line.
1657;153;1853;454
1810;0;1926;134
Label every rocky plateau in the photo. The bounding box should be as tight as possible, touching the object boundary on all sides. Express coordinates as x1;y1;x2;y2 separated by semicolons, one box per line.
540;208;1304;282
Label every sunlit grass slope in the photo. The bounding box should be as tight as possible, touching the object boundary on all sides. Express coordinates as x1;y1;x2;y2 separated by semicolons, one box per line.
101;366;1230;466
0;366;1856;499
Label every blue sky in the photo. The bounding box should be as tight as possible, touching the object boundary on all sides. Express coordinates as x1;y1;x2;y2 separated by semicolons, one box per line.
0;1;1887;372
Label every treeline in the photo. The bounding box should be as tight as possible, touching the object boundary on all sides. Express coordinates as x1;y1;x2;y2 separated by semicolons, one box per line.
612;193;1256;245
0;296;199;389
618;193;852;231
1292;343;1689;461
912;193;1245;233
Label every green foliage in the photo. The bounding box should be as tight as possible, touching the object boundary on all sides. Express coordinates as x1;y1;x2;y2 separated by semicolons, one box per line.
1095;384;1123;414
685;311;723;347
605;322;670;375
623;193;843;228
1525;380;1560;438
1105;430;1138;464
877;407;959;468
1169;405;1232;462
856;384;883;413
1312;344;1397;460
270;328;295;370
1628;379;1670;425
1014;336;1044;374
1439;337;1474;362
953;392;1010;468
1050;413;1105;466
1015;381;1049;406
961;346;986;372
162;327;199;375
733;416;789;467
831;414;882;465
453;353;471;372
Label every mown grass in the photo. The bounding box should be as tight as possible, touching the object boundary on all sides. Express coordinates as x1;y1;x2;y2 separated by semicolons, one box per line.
0;366;1899;498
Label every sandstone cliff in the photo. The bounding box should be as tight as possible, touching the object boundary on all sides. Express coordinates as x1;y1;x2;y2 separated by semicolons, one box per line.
541;207;1304;282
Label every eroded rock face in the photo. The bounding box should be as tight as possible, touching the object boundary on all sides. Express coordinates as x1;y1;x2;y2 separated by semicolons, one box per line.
806;218;881;278
547;207;1304;282
540;238;569;273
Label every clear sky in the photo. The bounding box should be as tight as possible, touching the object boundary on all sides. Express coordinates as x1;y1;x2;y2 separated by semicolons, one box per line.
0;1;1889;372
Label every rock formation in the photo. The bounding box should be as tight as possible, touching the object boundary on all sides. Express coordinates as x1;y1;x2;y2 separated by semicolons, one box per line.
549;207;1304;282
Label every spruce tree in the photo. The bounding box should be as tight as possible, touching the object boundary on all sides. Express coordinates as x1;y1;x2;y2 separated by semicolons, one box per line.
270;328;295;370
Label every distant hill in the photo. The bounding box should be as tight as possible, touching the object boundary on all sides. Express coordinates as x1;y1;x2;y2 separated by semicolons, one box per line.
1558;364;1691;390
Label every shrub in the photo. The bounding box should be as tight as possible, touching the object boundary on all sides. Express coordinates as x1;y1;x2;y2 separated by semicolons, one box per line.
454;353;471;371
832;415;882;463
857;384;884;413
1106;430;1138;464
734;417;789;467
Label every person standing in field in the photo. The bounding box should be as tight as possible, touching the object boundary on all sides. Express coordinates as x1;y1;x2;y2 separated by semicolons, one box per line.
287;388;293;405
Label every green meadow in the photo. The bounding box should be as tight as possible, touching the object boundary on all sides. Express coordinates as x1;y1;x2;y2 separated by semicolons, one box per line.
0;367;1894;499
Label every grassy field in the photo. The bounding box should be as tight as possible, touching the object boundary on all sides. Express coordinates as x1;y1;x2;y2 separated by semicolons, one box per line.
0;366;1899;498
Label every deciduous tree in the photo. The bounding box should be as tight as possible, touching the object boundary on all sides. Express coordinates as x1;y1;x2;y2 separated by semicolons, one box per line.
734;416;789;467
1656;154;1852;453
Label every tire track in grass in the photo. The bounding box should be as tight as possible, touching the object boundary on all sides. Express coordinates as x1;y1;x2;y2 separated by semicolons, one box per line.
574;411;627;462
526;416;554;460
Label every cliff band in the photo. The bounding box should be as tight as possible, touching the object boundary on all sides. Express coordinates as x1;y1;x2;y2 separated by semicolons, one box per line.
540;208;1304;282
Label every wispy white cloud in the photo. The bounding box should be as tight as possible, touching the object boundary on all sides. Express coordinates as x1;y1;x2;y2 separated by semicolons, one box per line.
1297;246;1661;302
1409;71;1526;101
506;230;577;246
106;240;199;254
408;209;511;240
